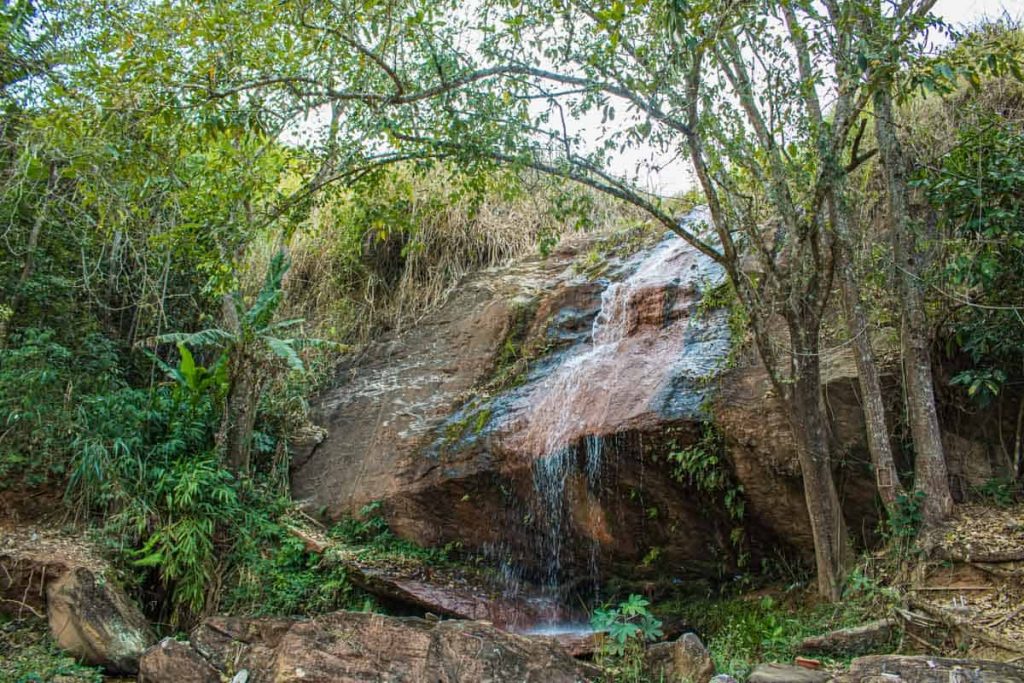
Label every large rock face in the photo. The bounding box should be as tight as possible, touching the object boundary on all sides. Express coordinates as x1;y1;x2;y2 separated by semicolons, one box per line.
291;208;959;594
175;610;599;683
292;215;752;590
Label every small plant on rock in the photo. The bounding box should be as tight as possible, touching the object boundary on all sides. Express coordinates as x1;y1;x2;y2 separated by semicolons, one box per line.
592;594;664;682
592;594;664;656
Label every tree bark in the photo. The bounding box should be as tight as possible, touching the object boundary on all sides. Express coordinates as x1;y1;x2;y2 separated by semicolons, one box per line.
873;85;953;526
786;315;850;602
828;183;906;510
224;358;258;475
220;293;256;475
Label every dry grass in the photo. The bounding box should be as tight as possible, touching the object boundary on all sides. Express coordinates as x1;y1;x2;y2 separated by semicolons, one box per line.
251;166;643;346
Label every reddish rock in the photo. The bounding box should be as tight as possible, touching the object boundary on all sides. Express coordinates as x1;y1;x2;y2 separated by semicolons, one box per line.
347;562;572;630
190;610;599;682
291;232;752;584
139;638;220;683
47;567;155;673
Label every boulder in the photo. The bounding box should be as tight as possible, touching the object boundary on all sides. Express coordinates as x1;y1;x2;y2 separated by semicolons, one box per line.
190;610;599;682
748;663;832;683
710;676;739;683
46;566;155;673
139;638;220;683
644;632;716;683
0;523;154;674
344;560;574;630
838;655;1024;683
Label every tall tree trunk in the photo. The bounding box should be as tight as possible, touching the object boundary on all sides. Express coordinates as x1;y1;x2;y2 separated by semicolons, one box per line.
828;184;906;510
225;359;258;475
220;293;256;475
786;314;850;601
873;85;953;526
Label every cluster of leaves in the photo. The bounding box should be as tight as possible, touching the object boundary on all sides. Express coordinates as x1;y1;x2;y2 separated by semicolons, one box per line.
329;502;453;564
918;110;1024;410
591;594;664;656
592;594;663;682
0;329;123;487
975;477;1020;508
668;589;889;679
223;528;371;618
879;490;926;560
667;424;746;525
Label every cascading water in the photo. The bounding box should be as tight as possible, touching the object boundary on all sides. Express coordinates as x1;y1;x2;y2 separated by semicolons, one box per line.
517;217;726;631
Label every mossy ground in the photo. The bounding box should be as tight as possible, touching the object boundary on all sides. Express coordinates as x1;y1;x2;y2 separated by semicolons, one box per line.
0;616;105;683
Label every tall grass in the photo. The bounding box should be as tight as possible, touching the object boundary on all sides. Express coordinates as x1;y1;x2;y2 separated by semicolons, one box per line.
247;165;641;345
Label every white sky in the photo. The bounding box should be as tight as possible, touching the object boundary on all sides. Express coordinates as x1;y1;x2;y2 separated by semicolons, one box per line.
612;0;1024;196
286;0;1024;195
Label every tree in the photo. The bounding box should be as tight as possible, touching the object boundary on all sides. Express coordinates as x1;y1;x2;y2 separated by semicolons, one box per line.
156;252;324;474
198;0;957;596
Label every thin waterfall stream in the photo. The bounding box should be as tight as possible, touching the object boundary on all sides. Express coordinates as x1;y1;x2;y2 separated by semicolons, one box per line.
513;216;725;634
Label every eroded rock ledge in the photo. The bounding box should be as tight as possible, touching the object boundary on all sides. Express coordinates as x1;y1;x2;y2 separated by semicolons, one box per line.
140;610;600;683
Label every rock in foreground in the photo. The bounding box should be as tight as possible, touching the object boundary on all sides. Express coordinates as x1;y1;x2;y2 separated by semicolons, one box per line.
838;655;1024;682
644;632;716;683
141;610;599;682
1;523;154;674
46;567;156;673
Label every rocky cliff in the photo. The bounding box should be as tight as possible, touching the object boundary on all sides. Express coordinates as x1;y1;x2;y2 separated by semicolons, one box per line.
290;209;998;606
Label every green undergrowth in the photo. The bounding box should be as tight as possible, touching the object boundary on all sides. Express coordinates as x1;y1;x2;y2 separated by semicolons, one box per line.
223;502;452;618
0;616;103;683
658;573;899;679
328;502;455;565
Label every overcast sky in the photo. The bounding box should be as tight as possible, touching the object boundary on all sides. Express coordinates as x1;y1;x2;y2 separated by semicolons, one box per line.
613;0;1024;195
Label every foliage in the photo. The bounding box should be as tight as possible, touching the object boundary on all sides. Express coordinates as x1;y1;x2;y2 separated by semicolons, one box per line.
592;594;664;656
668;588;891;679
592;594;663;682
975;478;1019;507
224;527;368;618
0;616;103;683
279;166;616;345
0;329;119;488
668;426;744;521
696;279;749;367
880;491;926;558
916;108;1024;412
329;502;453;564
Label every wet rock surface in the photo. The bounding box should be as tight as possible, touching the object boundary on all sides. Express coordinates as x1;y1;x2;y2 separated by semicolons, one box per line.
344;558;576;630
291;218;762;588
173;610;600;682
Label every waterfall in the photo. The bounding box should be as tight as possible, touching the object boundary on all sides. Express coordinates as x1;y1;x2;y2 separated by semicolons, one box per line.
512;211;727;629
